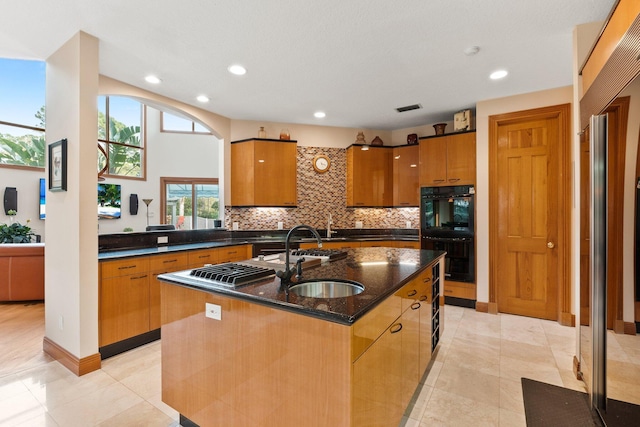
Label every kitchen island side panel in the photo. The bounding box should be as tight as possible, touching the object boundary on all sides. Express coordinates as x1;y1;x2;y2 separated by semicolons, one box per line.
161;283;352;427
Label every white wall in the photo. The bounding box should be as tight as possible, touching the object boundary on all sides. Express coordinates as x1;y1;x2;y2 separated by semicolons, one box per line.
96;107;220;234
0;167;45;238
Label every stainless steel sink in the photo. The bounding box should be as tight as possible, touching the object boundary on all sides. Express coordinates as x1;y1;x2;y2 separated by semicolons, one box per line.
289;280;364;298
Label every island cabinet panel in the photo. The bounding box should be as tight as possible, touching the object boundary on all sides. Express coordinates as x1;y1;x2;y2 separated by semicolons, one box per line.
149;253;189;331
230;139;297;207
217;244;251;263
347;146;393;207
161;283;352;427
419;131;476;187
392;144;420;207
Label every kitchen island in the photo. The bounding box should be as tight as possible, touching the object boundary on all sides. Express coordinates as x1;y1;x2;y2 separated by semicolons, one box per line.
158;247;444;427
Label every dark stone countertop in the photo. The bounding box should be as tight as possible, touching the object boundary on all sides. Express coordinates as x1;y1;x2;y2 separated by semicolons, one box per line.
157;247;444;326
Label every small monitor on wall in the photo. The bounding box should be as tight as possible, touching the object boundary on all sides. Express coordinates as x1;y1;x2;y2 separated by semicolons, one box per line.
39;178;45;220
98;183;121;219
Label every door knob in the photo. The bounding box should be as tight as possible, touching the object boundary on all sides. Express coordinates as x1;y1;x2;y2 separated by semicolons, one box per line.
547;242;555;249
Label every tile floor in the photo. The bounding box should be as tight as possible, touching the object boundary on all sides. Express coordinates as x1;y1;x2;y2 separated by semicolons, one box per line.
2;303;636;426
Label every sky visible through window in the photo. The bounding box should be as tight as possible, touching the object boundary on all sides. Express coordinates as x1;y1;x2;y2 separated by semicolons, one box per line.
0;58;45;132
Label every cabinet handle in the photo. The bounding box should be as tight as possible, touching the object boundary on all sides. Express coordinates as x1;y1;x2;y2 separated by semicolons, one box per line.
198;254;211;259
390;323;403;334
163;259;177;264
407;289;417;297
448;178;460;182
419;295;428;302
411;302;421;310
433;179;445;183
444;289;453;294
228;251;237;255
423;277;431;283
118;265;136;270
130;274;148;280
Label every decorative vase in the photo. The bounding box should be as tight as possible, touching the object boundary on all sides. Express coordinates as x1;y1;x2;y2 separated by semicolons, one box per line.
433;123;447;135
355;131;366;144
258;126;266;138
371;136;383;146
407;134;418;145
279;128;290;140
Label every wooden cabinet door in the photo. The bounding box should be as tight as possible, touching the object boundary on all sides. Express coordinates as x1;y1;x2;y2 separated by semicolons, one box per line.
360;240;394;248
419;137;447;186
254;141;297;206
352;322;403;427
347;146;392;207
230;141;255;206
401;302;421;409
100;273;150;346
218;245;250;263
393;145;419;206
417;271;433;374
187;249;219;268
149;253;189;330
446;132;476;185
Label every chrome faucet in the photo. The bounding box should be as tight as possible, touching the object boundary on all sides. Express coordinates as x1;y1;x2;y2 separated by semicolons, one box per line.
327;213;337;238
276;224;323;285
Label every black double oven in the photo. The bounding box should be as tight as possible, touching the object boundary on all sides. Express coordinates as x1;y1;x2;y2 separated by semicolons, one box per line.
420;185;475;284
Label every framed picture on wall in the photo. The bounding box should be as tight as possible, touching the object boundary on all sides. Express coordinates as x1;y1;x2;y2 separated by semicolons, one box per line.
48;138;67;192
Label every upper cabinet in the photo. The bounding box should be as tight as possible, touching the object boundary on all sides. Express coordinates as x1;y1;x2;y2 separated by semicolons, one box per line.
419;131;476;187
231;139;297;207
392;145;420;207
347;145;393;207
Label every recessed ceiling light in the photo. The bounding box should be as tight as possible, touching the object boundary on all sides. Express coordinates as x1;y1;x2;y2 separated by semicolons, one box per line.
314;111;326;118
196;95;209;103
145;75;161;84
490;69;508;80
228;64;247;76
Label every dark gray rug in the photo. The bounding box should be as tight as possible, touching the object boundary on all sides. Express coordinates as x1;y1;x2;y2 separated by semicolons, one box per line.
522;378;640;427
521;378;602;427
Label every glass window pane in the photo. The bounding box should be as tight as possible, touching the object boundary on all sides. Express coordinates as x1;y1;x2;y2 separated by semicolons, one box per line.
108;143;141;177
0;58;45;128
194;184;219;229
108;97;142;146
162;112;192;132
194;122;210;133
0;124;45;167
98;96;106;140
165;183;192;230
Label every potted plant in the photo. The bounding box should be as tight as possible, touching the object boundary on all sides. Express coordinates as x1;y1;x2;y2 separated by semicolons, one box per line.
0;211;35;243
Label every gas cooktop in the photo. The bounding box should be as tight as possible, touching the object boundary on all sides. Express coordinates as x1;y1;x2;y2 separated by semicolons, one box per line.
184;263;275;288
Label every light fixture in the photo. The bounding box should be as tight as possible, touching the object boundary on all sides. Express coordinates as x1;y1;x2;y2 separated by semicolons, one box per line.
490;69;508;80
228;64;247;76
145;75;161;84
196;95;209;103
314;111;326;118
142;198;153;226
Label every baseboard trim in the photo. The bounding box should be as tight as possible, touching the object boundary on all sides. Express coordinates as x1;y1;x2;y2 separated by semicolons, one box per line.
43;336;101;376
559;311;575;327
624;321;636;335
573;355;582;380
488;302;498;314
476;301;489;313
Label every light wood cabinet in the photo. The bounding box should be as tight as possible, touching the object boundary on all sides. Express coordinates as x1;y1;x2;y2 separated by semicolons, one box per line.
392;145;420;206
0;244;44;302
230;138;297;207
347;145;393;207
100;244;251;348
443;279;476;300
419;131;476;187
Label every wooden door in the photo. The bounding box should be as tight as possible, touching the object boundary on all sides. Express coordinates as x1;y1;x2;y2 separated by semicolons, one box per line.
490;105;570;321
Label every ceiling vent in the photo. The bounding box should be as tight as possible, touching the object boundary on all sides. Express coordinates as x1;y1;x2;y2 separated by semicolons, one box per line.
396;104;422;113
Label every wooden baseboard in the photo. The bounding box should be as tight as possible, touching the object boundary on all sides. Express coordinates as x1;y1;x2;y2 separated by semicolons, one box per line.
43;336;101;376
559;312;575;327
623;321;637;335
573;355;582;381
475;301;489;313
488;302;498;314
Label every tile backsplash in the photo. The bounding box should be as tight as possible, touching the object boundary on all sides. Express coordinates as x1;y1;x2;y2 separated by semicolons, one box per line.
224;146;419;230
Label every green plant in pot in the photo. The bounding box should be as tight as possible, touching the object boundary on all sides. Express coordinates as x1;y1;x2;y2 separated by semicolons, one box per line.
0;210;35;243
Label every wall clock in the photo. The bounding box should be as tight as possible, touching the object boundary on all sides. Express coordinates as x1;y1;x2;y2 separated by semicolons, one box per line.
312;154;331;173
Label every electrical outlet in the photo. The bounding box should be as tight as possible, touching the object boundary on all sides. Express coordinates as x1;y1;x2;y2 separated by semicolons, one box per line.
232;222;239;230
205;303;222;321
405;221;412;229
157;236;168;244
277;221;283;230
355;221;363;229
58;315;64;330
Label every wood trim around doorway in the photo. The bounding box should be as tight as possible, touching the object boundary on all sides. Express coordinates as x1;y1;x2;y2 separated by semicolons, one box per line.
488;104;572;324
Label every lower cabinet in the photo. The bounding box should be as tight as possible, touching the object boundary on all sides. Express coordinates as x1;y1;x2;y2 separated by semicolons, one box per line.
99;245;250;349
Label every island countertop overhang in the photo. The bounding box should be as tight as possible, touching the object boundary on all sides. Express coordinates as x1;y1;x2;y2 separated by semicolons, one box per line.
157;247;445;325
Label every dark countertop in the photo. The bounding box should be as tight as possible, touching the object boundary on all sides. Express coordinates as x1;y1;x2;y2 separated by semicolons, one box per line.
157;247;444;326
98;232;419;260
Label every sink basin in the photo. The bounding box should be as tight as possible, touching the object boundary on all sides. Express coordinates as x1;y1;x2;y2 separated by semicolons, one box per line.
289;280;364;298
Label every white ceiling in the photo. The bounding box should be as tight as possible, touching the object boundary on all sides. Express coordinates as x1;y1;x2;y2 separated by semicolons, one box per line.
0;0;616;130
